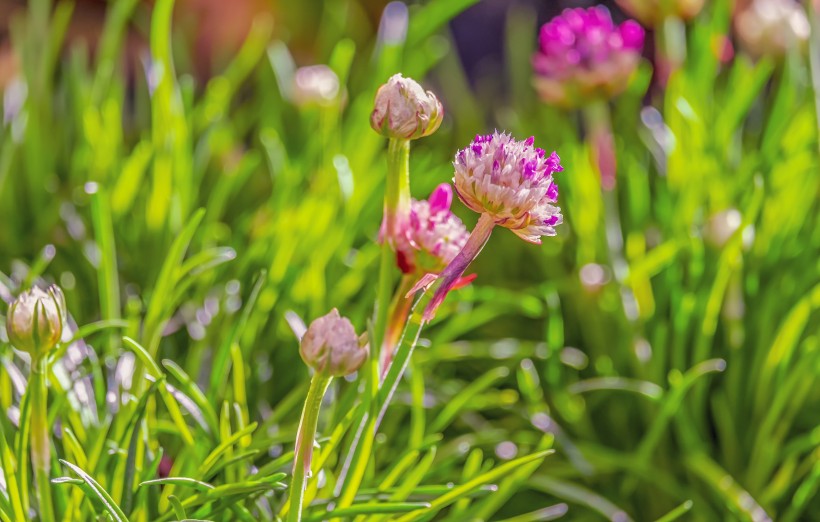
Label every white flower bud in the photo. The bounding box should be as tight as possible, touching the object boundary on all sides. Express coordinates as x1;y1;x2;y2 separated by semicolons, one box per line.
735;0;810;58
7;285;66;359
299;309;367;377
370;74;443;140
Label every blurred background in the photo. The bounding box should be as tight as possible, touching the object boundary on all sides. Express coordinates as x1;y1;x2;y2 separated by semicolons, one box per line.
0;0;819;520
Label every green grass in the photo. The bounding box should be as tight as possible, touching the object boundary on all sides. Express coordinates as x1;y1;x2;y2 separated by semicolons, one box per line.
1;0;819;520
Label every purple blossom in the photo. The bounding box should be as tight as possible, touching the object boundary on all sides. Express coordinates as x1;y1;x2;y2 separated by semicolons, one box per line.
394;184;470;274
453;131;563;244
410;133;565;321
533;6;644;107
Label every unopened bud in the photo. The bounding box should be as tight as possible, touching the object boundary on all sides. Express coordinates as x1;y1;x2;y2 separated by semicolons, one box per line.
299;309;367;377
735;0;810;59
370;74;443;140
7;285;66;360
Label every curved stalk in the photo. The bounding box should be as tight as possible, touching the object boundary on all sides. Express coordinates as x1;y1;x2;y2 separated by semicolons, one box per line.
286;373;332;522
380;274;415;379
425;213;495;321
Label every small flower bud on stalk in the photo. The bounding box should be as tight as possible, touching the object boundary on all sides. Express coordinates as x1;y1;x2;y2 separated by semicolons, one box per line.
299;308;367;377
287;310;366;522
370;73;443;141
7;285;66;522
7;285;65;361
369;74;443;392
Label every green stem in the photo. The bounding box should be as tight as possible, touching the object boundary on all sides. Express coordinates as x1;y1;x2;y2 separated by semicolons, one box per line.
334;138;411;513
380;274;415;379
31;357;54;522
286;373;332;522
655;16;686;84
375;139;411;351
581;101;615;191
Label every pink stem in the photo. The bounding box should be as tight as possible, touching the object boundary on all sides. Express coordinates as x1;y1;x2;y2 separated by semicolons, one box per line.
380;274;415;379
423;213;496;320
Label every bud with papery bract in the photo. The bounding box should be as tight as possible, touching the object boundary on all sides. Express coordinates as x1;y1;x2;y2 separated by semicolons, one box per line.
616;0;704;26
394;184;470;274
454;132;563;244
299;309;367;377
533;7;644;108
7;285;66;359
735;0;810;58
370;74;443;140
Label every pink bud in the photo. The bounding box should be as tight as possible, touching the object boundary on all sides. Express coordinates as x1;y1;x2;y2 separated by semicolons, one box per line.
370;74;443;140
299;309;367;377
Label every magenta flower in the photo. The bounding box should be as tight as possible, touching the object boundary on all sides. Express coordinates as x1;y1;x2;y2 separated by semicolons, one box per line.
533;6;644;108
394;184;470;275
412;133;563;320
454;132;563;244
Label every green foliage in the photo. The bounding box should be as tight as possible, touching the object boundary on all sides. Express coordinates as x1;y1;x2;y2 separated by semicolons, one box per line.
0;0;819;520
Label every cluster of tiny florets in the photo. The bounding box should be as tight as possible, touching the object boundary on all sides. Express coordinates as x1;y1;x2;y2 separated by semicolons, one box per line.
533;6;644;107
453;132;563;244
395;184;469;274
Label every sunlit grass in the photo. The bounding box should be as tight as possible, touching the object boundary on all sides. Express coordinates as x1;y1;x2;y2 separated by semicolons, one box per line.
0;0;819;520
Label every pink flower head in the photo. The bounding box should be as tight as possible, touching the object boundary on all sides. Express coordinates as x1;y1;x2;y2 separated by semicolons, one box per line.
533;6;644;107
454;132;563;245
395;184;470;275
409;133;564;322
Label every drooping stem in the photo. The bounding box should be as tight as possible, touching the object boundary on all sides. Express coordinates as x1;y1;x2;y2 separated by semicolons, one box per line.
286;373;332;522
380;274;415;379
31;357;54;522
374;138;411;362
424;213;496;321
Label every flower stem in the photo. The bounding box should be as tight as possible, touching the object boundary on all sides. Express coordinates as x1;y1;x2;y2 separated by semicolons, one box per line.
31;357;54;522
582;100;616;191
425;213;495;321
374;138;411;352
380;274;415;379
655;15;686;85
286;373;332;522
385;138;411;237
